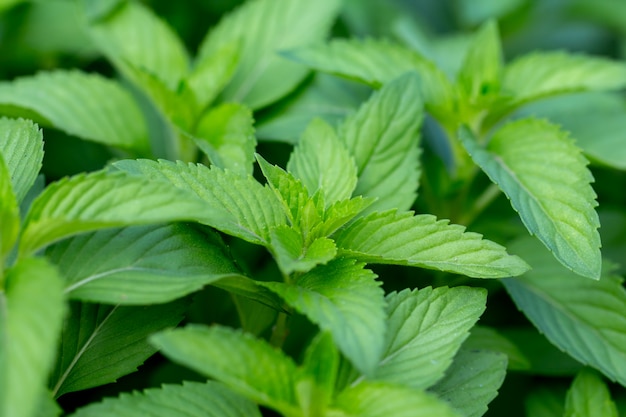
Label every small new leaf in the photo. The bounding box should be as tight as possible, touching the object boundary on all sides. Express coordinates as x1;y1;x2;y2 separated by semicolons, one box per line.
269;225;337;275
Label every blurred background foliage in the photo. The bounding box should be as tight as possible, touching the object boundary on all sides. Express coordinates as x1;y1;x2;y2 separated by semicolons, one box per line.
1;1;626;416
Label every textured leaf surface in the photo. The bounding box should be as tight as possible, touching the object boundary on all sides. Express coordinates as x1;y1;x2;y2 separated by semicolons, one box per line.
261;259;386;375
20;170;212;256
503;236;626;386
47;224;239;305
114;159;287;245
564;369;618;417
153;325;299;415
288;118;357;206
330;381;460;417
0;258;65;417
286;38;456;120
371;286;486;389
335;210;529;278
0;154;19;257
194;102;257;176
88;1;189;90
339;73;423;213
198;0;341;109
0;71;148;153
211;275;285;312
429;349;508;417
269;226;337;275
70;381;260;417
50;300;185;397
0;118;43;202
460;120;601;279
503;51;626;105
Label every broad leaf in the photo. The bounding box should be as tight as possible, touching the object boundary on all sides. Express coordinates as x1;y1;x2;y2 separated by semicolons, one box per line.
330;381;460;417
371;286;486;390
47;224;240;305
0;258;65;417
50;300;185;397
152;324;300;416
0;154;19;258
88;1;189;90
0;71;148;153
114;159;287;245
260;259;386;375
20;170;213;256
268;226;337;275
502;236;626;386
429;349;508;417
503;51;626;105
339;72;423;213
460;120;601;279
464;325;530;371
288;118;358;206
285;38;456;121
0;118;43;202
564;369;618;417
198;0;341;109
335;210;530;278
194;102;257;176
69;381;260;417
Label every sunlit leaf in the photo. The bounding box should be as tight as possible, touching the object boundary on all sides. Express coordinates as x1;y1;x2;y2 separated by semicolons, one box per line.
0;154;19;258
564;369;618;417
268;225;337;275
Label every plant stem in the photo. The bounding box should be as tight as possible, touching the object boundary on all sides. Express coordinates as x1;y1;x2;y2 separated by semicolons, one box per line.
269;312;289;348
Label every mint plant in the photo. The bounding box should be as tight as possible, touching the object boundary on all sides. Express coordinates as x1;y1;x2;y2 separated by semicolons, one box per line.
1;0;626;416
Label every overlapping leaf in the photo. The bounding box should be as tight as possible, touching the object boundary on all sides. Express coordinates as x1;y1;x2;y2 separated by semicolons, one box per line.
429;349;508;417
464;326;530;370
152;325;300;416
370;286;486;390
19;170;214;256
268;226;337;274
260;259;386;374
503;236;626;386
50;300;186;397
0;154;19;257
338;72;423;213
0;258;65;417
460;119;601;279
0;118;43;203
0;71;148;153
69;381;261;417
297;332;339;415
47;224;240;305
198;0;341;109
114;159;287;245
564;369;618;417
335;210;529;278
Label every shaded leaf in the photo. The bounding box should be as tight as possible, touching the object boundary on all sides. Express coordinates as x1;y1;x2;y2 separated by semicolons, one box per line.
211;275;285;312
0;71;148;153
464;325;530;371
564;369;618;417
198;0;341;109
0;258;65;417
152;325;300;416
525;386;566;417
50;300;186;397
335;210;530;278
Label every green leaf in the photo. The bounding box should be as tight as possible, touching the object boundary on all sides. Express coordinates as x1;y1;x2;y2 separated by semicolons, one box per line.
50;300;186;397
335;210;530;278
455;0;524;26
330;381;460;417
260;259;386;375
0;154;19;259
211;274;285;312
525;386;566;417
88;1;189;90
287;118;358;206
268;225;337;275
113;159;287;245
285;38;456;121
370;286;486;390
457;20;502;102
464;325;530;371
429;349;508;417
183;41;240;111
152;324;300;416
19;170;213;256
69;381;261;417
0;118;43;202
564;369;618;417
194;102;257;176
81;0;125;22
0;71;148;153
47;224;240;305
338;72;423;213
0;258;65;417
502;236;626;386
460;119;601;279
198;0;341;109
503;51;626;105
